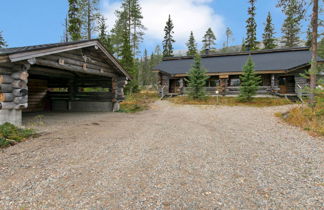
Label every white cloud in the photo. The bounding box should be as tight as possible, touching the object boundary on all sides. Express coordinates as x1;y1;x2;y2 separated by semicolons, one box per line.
103;0;225;49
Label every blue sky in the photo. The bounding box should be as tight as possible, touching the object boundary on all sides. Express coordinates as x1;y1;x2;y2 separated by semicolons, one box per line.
0;0;312;55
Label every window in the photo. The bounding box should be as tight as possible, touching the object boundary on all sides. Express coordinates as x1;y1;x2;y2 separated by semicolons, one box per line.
230;78;240;86
206;79;220;87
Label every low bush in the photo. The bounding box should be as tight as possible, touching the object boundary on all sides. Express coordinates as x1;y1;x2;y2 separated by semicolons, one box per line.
119;92;159;113
0;123;35;148
168;96;294;107
278;104;324;136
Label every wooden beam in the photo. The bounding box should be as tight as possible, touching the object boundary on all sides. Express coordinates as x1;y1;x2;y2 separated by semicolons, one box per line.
44;54;114;74
9;41;98;62
29;66;75;78
35;58;116;78
0;56;10;63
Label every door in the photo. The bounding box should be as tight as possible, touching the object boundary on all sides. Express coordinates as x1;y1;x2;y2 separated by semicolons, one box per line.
279;76;295;94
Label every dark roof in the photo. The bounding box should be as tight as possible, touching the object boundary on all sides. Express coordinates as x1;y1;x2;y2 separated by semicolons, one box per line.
0;40;94;55
154;48;322;75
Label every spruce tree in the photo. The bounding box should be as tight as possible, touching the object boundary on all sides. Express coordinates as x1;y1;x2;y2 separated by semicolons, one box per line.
239;57;261;102
185;54;209;99
162;15;175;57
241;38;246;51
186;31;197;56
139;49;150;86
280;0;305;47
120;30;138;93
98;15;113;53
0;31;7;48
245;0;257;51
262;12;276;49
305;25;312;47
202;28;216;51
68;0;82;41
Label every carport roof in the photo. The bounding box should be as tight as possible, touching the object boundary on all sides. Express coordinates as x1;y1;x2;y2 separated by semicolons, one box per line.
0;39;131;79
154;47;324;75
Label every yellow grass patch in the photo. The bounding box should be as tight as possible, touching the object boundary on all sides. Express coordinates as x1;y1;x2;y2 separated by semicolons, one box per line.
119;92;159;113
168;96;294;107
278;104;324;137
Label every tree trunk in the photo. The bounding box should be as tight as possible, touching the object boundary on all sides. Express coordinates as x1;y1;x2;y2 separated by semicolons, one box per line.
309;0;319;105
87;0;91;40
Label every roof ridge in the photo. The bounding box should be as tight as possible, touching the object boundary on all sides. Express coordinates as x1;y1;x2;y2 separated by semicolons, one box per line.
162;47;310;61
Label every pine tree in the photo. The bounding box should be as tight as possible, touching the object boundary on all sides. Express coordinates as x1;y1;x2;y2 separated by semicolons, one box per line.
202;28;216;51
245;0;257;51
64;16;69;42
239;57;261;102
130;0;145;56
98;15;113;53
0;31;7;48
68;0;82;41
186;31;197;56
80;0;100;40
280;0;305;47
263;12;276;49
185;54;209;99
111;0;145;57
163;15;175;57
225;27;233;49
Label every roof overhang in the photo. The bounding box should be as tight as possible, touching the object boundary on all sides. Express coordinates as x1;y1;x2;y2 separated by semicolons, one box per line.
172;70;287;78
6;40;131;80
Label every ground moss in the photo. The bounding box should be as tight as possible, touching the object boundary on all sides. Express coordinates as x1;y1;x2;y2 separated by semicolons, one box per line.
0;123;35;148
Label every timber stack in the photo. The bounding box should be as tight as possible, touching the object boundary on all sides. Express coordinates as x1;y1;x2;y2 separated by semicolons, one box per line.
0;64;29;110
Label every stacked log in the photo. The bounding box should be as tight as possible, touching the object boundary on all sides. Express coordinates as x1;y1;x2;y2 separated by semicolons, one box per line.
0;66;29;110
116;77;127;100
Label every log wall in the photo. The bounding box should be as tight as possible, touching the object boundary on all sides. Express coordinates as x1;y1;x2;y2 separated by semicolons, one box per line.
0;64;29;110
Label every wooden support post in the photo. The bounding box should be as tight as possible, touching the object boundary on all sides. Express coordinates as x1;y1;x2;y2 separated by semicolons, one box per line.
271;74;275;88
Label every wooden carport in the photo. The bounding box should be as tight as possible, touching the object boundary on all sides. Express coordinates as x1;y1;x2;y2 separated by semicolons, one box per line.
0;40;131;126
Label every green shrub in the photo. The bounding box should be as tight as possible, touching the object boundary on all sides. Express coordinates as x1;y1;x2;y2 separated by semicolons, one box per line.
0;123;35;148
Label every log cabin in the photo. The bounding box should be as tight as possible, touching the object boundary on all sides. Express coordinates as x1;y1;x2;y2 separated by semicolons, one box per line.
153;47;324;97
0;40;131;126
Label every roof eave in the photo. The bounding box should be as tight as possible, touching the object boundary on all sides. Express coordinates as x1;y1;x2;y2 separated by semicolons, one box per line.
6;40;131;80
8;40;98;62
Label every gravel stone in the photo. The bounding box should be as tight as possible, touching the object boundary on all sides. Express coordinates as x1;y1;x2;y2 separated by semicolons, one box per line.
0;101;323;209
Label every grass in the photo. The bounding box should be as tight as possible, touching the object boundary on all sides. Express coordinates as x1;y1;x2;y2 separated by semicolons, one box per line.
277;103;324;137
119;91;159;113
0;123;35;148
168;96;294;107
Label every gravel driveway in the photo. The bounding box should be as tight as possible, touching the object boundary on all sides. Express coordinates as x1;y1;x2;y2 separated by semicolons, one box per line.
0;101;323;209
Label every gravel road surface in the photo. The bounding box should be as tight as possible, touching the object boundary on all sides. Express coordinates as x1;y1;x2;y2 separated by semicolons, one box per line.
0;101;323;209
